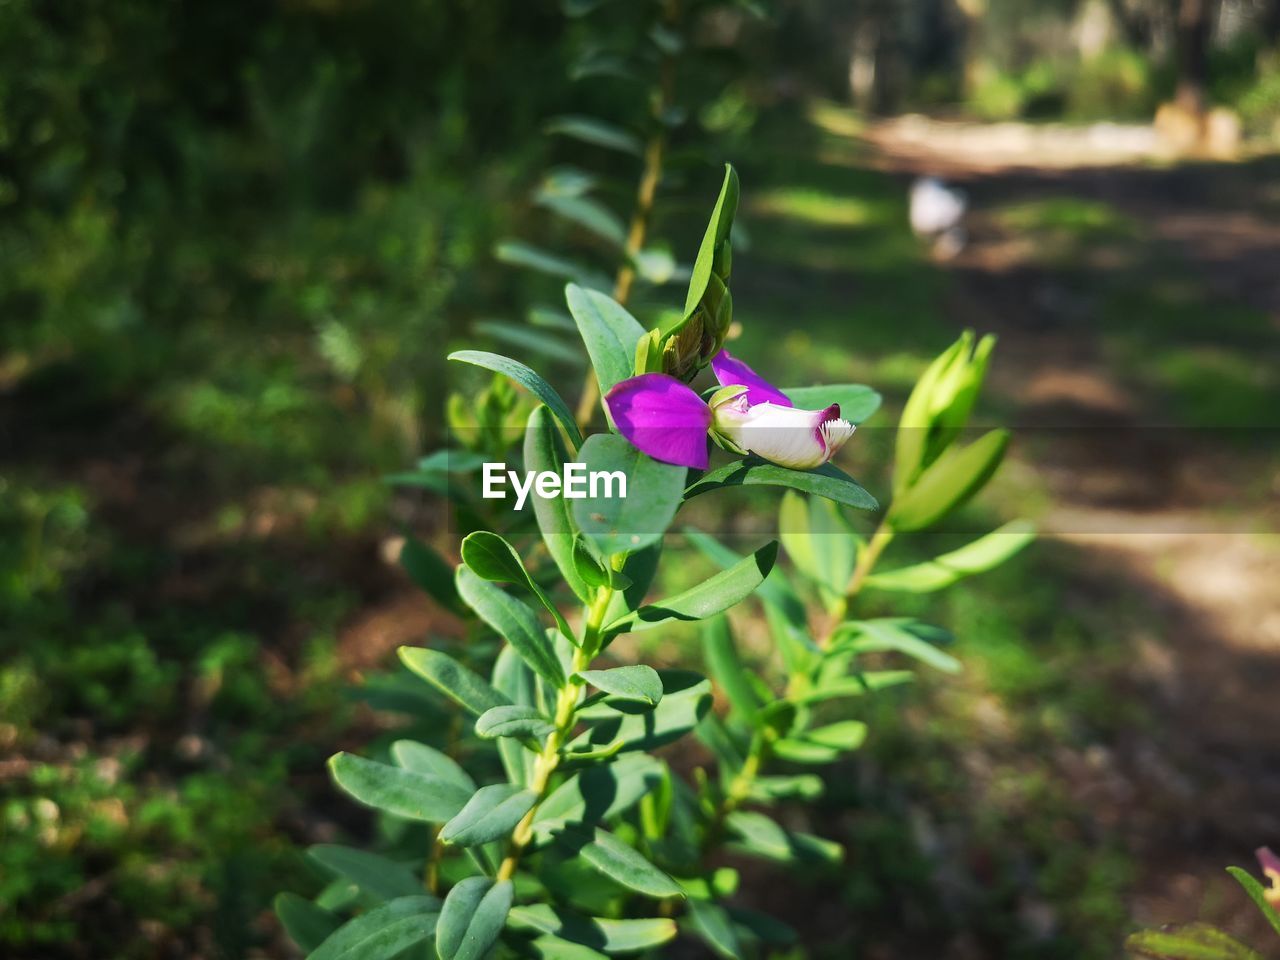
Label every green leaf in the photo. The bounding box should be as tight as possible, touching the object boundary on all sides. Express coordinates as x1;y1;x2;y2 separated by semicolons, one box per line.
398;647;511;717
274;893;339;953
684;530;809;628
554;827;684;899
726;810;843;864
565;284;646;398
473;320;582;366
391;740;476;793
683;165;740;318
779;491;856;604
532;754;664;840
792;670;915;705
832;619;962;673
309;896;440;960
456;566;567;687
684;899;742;960
529;306;578;331
607;541;777;632
576;666;663;706
1226;866;1280;937
894;334;970;493
570;672;711;755
889;428;1009;531
769;737;839;764
448;350;583;449
685;459;878;511
571;434;686;558
701;616;761;722
461;531;571;635
572;537;611;589
746;774;825;801
805;720;870;751
509;905;677;954
437;878;514;960
475;704;555;741
781;384;882;424
538;195;626;247
440;784;537;846
526;406;592;602
865;521;1034;592
1125;923;1264;959
328;753;471;822
545;115;643;155
495;240;610;291
528;934;610;959
491;646;540;787
308;845;422;902
632;247;677;284
399;537;463;616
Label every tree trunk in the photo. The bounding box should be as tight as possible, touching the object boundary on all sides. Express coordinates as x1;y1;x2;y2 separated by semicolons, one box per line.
1174;0;1212;114
1264;0;1280;44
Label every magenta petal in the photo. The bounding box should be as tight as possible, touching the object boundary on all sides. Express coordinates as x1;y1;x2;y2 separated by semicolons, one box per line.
711;350;792;408
605;373;712;469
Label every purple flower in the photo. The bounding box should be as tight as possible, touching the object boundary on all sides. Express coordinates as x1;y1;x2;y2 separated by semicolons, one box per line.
1258;847;1280;907
605;349;855;471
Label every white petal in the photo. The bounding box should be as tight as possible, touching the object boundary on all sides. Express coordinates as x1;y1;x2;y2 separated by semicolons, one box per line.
713;402;853;470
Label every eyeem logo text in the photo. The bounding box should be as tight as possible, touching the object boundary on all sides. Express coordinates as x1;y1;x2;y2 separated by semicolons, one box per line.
482;462;627;511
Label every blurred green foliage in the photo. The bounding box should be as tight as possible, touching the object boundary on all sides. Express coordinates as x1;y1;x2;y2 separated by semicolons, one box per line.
2;0;1278;955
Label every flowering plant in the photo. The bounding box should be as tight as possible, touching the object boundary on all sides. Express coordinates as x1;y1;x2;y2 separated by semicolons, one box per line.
277;163;1030;958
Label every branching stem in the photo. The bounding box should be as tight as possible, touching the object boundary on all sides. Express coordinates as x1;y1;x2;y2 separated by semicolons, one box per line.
494;584;614;881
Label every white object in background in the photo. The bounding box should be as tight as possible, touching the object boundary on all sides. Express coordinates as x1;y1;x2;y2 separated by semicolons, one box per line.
909;176;967;237
909;176;968;259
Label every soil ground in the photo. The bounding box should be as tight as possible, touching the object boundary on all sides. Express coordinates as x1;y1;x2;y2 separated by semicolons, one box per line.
865;114;1280;946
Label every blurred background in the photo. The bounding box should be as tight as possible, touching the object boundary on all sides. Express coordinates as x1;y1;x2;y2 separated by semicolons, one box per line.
2;0;1278;957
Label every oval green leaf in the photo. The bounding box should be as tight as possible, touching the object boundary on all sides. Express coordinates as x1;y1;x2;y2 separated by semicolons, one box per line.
576;665;663;706
310;896;440;960
398;647;511;717
328;753;471;823
440;784;537;847
475;704;555;741
607;541;776;633
565;284;645;398
391;740;476;793
571;434;686;558
437;878;514;960
509;905;677;954
456;566;566;686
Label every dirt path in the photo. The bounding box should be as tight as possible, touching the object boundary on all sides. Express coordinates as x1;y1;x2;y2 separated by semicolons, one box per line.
866;116;1280;940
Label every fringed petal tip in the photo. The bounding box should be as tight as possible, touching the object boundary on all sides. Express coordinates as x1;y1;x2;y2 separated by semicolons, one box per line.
605;373;712;470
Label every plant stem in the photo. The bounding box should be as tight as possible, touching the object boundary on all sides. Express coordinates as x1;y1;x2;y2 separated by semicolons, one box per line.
844;523;894;606
702;522;896;847
573;2;679;430
494;585;614;881
701;730;766;853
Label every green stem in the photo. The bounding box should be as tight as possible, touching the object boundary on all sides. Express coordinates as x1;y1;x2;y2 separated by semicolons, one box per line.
494;584;614;882
843;523;894;606
702;523;897;850
701;730;766;853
